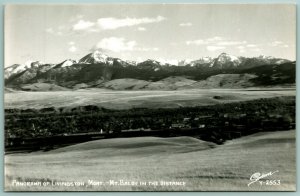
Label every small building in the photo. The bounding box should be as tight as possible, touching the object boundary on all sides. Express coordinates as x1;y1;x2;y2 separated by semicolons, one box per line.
183;118;191;122
198;124;205;128
171;123;185;129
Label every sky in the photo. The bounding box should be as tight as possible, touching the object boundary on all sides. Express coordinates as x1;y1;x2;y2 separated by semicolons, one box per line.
4;4;296;66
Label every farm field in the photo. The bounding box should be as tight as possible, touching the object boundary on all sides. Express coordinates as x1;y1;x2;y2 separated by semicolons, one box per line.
4;88;296;110
5;129;296;191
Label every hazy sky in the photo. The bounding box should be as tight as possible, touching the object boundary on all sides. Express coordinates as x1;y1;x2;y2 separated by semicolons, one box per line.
5;4;296;66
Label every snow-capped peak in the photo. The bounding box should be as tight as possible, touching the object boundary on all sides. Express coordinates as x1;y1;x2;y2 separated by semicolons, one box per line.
6;60;44;73
202;57;212;62
4;60;43;79
5;64;27;76
24;60;34;67
91;50;109;63
217;53;239;62
210;53;241;68
178;59;193;66
157;58;179;66
126;60;137;65
79;50;111;64
258;55;275;59
219;53;239;63
31;61;45;68
190;57;212;66
61;59;77;67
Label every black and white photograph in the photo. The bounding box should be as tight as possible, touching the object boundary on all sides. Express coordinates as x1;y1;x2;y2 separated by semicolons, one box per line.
3;4;296;191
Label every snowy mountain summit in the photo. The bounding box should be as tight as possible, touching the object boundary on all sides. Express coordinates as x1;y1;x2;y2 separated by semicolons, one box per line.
79;50;113;64
210;53;241;68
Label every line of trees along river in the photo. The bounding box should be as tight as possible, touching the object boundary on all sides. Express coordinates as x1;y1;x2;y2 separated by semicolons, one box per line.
5;96;295;152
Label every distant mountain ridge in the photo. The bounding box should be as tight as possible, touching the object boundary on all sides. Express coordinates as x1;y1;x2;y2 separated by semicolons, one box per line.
4;51;295;91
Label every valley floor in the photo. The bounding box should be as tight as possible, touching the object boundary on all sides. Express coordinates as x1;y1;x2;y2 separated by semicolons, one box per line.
5;129;296;191
4;88;296;110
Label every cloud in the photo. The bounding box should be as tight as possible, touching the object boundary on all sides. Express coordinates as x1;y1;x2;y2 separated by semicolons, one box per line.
272;41;283;45
217;41;247;46
236;46;246;53
72;20;95;31
250;48;262;52
69;14;84;22
186;36;224;45
97;16;166;30
137;27;147;31
69;46;77;52
186;39;206;45
186;37;250;49
58;25;67;31
270;41;284;47
95;37;159;52
179;22;192;27
206;46;226;51
45;28;54;34
207;36;224;42
246;44;257;48
68;41;75;45
96;37;136;52
137;47;159;52
71;16;165;33
75;14;84;20
45;27;64;36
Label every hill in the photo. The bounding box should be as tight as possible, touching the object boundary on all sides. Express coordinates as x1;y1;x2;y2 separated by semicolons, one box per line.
20;83;69;91
239;61;296;86
98;79;150;90
51;136;215;154
185;74;257;89
145;76;196;90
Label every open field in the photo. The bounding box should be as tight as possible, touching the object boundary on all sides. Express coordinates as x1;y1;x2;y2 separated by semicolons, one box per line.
4;88;295;110
5;130;296;191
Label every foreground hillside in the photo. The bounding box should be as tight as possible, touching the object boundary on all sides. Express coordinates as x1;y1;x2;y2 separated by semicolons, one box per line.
5;130;295;191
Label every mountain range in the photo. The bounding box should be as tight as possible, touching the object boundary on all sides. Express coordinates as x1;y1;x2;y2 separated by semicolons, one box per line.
5;51;295;91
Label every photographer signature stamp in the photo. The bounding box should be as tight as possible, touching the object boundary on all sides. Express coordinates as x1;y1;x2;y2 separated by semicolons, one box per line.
248;170;280;187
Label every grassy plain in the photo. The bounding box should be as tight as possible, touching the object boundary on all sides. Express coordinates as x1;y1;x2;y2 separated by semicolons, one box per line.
4;88;295;110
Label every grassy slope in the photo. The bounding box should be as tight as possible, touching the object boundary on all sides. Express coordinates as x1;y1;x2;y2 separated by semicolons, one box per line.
20;83;68;91
5;130;296;191
187;74;257;89
100;79;150;90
